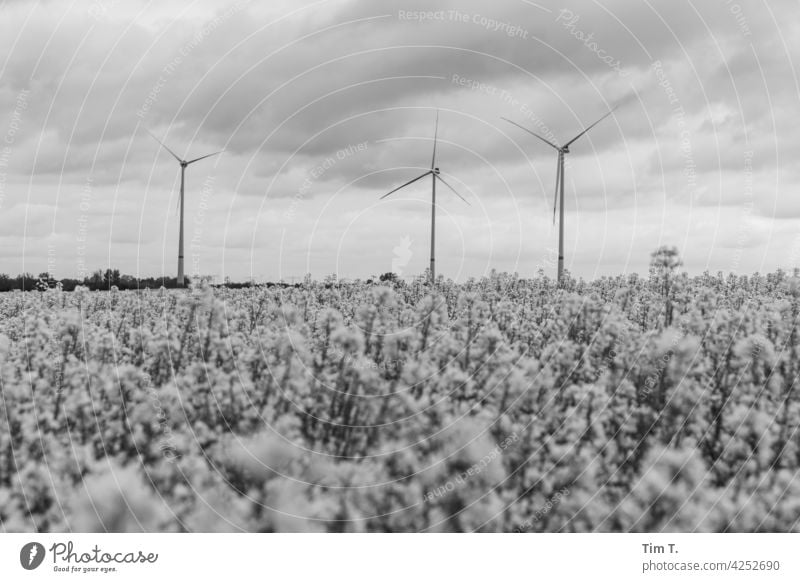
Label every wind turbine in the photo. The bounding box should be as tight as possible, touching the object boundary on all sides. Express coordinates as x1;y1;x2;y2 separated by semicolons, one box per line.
147;129;223;287
380;112;470;284
502;106;617;282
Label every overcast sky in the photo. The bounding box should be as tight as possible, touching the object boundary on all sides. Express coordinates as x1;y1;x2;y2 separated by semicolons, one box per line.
0;0;798;282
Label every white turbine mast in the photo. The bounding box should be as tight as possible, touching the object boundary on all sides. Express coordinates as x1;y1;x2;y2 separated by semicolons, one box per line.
147;129;223;287
379;111;470;284
502;105;618;282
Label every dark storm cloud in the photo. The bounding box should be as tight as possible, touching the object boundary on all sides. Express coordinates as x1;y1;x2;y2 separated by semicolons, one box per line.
0;0;715;187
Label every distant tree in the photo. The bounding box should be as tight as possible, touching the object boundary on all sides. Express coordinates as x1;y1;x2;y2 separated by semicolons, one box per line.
88;270;104;290
59;277;80;292
18;272;36;291
650;246;683;326
379;272;399;283
119;274;136;289
103;268;120;289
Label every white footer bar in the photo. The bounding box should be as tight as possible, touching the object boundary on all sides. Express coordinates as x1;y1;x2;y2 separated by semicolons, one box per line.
1;533;796;581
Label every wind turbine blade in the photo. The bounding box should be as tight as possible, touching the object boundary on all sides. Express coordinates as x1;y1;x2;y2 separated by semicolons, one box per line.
553;154;561;225
501;117;560;150
380;171;431;199
435;174;470;206
146;129;182;163
564;106;619;148
431;110;439;170
187;150;224;165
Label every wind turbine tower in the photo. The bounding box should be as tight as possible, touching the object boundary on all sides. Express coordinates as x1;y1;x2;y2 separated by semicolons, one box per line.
380;111;470;283
147;130;223;287
503;106;618;282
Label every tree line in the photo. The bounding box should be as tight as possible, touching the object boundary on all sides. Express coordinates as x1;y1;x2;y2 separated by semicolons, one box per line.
0;269;189;291
0;269;412;292
0;269;317;291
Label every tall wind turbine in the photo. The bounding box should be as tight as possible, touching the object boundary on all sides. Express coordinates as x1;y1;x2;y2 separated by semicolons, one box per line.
147;130;223;287
380;112;469;283
502;106;617;282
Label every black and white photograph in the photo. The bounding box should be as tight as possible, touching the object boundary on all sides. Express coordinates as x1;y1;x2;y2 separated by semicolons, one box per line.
1;0;799;579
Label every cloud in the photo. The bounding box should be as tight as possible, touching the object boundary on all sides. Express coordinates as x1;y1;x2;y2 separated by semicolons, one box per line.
0;0;798;279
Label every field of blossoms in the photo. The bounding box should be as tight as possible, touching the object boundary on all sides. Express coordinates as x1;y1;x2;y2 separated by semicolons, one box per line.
2;250;800;532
